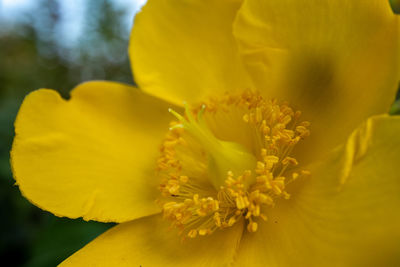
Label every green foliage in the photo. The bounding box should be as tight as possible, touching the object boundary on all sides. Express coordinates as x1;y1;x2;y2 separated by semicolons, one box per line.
390;0;400;14
390;100;400;115
26;218;111;267
390;83;400;115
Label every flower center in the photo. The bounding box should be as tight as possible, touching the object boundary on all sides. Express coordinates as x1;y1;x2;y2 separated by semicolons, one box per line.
156;91;310;239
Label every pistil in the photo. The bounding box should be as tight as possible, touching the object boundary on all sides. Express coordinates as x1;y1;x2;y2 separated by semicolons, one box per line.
169;103;257;189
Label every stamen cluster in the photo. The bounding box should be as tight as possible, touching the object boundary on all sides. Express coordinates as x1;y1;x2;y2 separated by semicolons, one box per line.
157;92;310;239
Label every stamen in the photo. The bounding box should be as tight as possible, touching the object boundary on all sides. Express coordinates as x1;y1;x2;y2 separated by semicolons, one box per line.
157;91;310;238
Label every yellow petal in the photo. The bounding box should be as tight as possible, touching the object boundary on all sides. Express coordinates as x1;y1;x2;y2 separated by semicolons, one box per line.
12;81;177;223
234;0;400;162
130;0;252;106
60;214;243;266
233;115;400;266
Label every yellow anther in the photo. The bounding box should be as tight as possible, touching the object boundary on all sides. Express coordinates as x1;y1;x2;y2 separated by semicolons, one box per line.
272;185;282;195
214;212;221;227
300;121;311;127
188;229;198;238
256;161;265;172
282;114;292;125
296;125;310;137
253;205;260;216
193;194;199;203
236;196;247;210
264;155;279;164
259;194;273;205
260;214;268;221
199;229;208;236
282;157;298;166
247;222;258;232
261;148;267;156
245;211;252;219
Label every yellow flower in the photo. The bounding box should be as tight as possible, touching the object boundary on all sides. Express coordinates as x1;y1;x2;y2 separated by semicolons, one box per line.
11;0;400;266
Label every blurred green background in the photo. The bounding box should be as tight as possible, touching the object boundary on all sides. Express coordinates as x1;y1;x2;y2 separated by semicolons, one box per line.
0;0;144;266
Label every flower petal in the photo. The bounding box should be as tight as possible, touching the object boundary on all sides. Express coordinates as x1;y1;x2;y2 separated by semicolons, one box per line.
233;115;400;266
12;81;177;223
130;0;252;106
234;0;400;161
60;214;243;266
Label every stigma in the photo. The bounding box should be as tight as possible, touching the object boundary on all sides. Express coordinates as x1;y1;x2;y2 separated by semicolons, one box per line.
156;91;310;239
